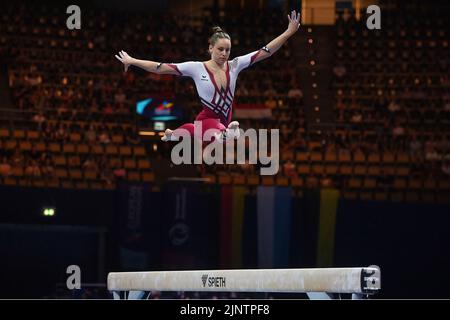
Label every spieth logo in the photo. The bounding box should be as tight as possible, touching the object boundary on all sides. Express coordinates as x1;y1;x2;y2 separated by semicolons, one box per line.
201;274;208;287
201;274;226;288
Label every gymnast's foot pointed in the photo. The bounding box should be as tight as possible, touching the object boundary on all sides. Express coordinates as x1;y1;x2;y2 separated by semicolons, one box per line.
228;121;239;130
161;129;173;142
215;121;241;142
227;121;240;140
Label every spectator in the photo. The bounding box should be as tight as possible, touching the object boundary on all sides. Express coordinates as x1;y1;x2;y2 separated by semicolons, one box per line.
283;160;297;178
333;64;346;78
387;101;401;113
392;123;405;137
264;94;277;110
55;123;69;143
320;174;333;188
82;155;98;171
25;159;41;177
0;156;12;176
442;161;450;175
41;157;55;178
98;126;111;144
32;111;46;130
84;124;97;145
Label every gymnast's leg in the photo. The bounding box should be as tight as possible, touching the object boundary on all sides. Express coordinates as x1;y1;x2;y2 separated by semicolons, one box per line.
161;119;227;142
161;123;195;142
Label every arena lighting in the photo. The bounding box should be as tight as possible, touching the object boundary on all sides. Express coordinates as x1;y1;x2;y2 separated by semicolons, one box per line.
42;207;55;217
308;38;313;44
139;131;156;136
154;121;165;131
310;60;316;66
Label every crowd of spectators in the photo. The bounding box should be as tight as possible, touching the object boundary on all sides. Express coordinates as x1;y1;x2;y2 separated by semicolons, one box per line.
0;1;448;201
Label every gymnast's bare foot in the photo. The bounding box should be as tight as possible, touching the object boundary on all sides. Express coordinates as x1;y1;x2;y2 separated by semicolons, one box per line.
227;121;240;140
161;129;173;142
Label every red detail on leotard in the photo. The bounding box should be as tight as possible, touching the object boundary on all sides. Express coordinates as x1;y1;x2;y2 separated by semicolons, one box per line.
202;62;233;125
250;50;263;65
166;64;182;76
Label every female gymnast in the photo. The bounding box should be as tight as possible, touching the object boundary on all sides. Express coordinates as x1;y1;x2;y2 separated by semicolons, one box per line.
115;10;300;143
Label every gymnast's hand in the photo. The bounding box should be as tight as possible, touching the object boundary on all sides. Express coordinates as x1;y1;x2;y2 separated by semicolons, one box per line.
115;50;133;72
286;10;301;36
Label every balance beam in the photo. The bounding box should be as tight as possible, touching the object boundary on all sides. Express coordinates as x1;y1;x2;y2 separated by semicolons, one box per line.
107;266;380;299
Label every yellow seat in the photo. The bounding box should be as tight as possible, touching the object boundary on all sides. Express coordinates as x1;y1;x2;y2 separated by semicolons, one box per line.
105;145;118;155
297;164;310;174
349;178;362;188
310;152;322;162
354;165;366;175
324;152;337;162
77;144;89;154
134;146;146;156
138;159;151;169
276;176;289;186
54;155;67;166
218;174;232;184
325;164;338;174
393;178;407;189
142;171;155;182
124;158;137;169
27;131;39;140
295;152;309;162
12;129;26;139
69;169;82;180
112;134;124;144
84;170;97;180
353;151;365;163
127;171;141;181
70;132;81;142
261;176;274;186
382;152;395;163
62;143;75;153
49;143;61;153
119;146;132;156
290;176;303;187
232;175;245;185
364;178;376;188
0;128;10;138
19;141;32;151
367;153;381;163
247;175;260;185
55;168;68;179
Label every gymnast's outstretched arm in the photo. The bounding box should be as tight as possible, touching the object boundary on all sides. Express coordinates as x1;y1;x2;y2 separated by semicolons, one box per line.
114;50;182;75
247;10;301;65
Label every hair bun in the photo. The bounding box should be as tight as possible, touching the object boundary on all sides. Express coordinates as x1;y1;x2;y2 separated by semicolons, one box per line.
208;26;230;46
212;26;223;34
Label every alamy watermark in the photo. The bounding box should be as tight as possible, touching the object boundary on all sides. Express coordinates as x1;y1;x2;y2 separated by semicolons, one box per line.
65;5;380;31
170;122;279;176
66;264;81;289
66;5;81;30
366;5;381;30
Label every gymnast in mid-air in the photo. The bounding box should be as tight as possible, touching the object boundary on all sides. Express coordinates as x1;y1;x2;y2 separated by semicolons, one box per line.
115;10;300;143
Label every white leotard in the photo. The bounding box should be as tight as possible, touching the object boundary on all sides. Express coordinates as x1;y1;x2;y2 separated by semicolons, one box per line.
167;50;264;125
